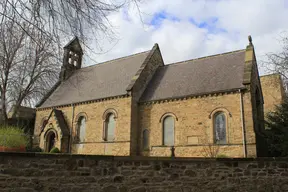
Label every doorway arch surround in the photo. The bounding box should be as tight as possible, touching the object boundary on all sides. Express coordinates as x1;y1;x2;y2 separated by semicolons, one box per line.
44;129;58;152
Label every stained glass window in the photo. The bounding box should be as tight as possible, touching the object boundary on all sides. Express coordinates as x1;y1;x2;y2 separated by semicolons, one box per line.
214;112;226;144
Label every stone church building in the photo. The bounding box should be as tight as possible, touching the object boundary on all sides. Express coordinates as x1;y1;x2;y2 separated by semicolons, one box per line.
33;36;282;158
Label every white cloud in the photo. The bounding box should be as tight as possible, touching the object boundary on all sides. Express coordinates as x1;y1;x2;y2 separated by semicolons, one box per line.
84;0;288;75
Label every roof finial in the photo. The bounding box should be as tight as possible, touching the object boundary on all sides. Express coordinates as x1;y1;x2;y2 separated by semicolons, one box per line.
248;35;252;45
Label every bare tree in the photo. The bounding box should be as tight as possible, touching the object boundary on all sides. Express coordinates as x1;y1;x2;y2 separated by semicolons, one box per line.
0;0;143;46
263;35;288;79
201;142;221;158
201;143;221;158
0;19;58;124
201;127;221;158
0;0;144;125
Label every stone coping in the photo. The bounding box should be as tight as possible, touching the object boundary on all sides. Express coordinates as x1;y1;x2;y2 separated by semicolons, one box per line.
0;152;285;162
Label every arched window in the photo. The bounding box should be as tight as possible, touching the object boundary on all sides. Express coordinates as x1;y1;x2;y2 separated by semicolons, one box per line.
40;117;48;130
142;129;149;150
163;116;174;146
104;113;115;141
77;116;86;142
214;112;226;144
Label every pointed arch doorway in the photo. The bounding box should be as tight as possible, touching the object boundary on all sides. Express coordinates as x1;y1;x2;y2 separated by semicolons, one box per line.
45;130;57;152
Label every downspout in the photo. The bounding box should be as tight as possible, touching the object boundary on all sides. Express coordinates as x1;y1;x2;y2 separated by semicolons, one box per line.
239;89;247;157
69;103;75;153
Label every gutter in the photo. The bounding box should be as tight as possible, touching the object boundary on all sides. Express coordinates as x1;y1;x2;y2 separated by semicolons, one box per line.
37;94;129;111
239;89;247;157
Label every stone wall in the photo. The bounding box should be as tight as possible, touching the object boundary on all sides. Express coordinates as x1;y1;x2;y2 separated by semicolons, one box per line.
1;153;288;192
139;92;257;158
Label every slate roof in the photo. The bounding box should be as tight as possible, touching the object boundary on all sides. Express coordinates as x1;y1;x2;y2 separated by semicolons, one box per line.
140;50;246;102
40;51;150;108
8;105;35;119
40;48;247;108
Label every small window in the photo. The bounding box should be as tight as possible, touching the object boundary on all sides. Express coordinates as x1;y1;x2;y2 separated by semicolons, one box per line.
142;129;149;150
214;112;226;144
104;113;115;141
163;116;174;146
77;116;86;142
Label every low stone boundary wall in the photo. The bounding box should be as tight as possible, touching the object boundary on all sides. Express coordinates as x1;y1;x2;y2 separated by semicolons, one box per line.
0;152;288;191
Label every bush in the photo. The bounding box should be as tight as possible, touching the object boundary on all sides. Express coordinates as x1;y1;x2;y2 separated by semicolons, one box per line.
264;97;288;157
26;146;43;152
0;126;29;148
49;147;60;153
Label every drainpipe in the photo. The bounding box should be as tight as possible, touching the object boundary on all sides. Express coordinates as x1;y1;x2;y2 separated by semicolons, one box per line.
69;103;75;153
239;89;247;158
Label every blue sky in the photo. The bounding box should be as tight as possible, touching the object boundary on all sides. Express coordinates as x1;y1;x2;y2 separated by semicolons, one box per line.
189;17;227;34
149;11;227;34
149;11;180;26
85;0;288;75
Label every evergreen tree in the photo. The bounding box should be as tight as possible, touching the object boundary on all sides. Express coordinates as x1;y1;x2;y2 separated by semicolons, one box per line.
265;97;288;156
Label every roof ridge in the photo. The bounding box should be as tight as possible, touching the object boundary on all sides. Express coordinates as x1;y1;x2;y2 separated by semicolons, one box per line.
164;49;246;67
81;50;151;69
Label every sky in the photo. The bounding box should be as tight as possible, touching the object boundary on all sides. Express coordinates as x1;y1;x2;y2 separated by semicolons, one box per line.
84;0;288;75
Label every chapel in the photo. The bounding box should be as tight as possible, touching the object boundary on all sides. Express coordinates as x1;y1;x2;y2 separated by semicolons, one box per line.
33;36;283;157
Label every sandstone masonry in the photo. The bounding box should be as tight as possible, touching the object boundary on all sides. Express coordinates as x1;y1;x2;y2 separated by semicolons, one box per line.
260;74;285;116
1;153;288;192
33;37;282;158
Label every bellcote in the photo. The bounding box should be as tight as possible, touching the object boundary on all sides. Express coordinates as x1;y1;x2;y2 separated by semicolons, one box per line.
60;37;83;81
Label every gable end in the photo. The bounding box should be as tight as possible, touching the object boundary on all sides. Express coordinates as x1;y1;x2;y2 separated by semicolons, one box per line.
126;43;164;92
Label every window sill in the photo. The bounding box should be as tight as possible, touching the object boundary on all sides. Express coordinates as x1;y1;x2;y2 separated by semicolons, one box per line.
152;145;174;148
71;141;130;144
143;149;150;151
73;141;85;144
102;140;116;143
151;143;251;148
